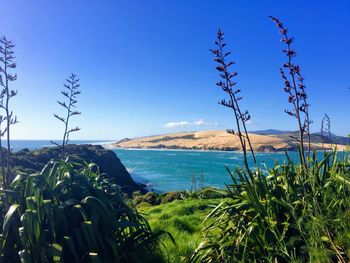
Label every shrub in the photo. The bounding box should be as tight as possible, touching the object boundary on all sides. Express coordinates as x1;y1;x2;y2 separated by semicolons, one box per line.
0;158;164;262
192;153;350;262
159;191;184;204
200;187;227;199
134;191;188;206
192;16;350;263
142;192;159;206
133;190;142;198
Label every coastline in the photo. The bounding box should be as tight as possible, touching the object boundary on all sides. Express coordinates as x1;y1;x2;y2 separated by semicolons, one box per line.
105;145;347;154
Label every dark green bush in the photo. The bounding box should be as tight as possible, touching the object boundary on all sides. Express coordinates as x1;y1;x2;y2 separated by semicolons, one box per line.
0;158;164;262
134;191;187;206
192;152;350;262
135;188;226;208
142;192;159;206
200;188;227;199
159;191;184;204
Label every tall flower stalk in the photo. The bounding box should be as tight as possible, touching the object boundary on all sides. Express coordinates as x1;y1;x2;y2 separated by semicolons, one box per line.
210;30;257;174
0;36;18;188
51;74;81;158
270;16;312;169
0;116;6;187
321;113;332;148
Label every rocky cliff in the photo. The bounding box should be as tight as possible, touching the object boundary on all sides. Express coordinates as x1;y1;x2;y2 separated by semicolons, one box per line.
9;144;144;195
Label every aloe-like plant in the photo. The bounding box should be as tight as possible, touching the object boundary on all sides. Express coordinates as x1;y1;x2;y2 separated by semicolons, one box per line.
192;152;350;262
0;158;164;262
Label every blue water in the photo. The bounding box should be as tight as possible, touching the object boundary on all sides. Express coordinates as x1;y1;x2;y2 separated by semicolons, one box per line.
5;141;348;192
5;140;111;152
113;149;348;192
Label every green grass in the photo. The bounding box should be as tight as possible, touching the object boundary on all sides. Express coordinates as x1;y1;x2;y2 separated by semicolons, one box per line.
138;198;225;262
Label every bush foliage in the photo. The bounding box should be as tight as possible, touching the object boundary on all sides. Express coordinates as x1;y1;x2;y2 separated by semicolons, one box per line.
0;158;164;262
192;152;350;262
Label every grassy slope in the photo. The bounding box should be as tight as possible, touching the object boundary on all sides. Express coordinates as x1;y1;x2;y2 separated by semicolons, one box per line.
137;198;223;262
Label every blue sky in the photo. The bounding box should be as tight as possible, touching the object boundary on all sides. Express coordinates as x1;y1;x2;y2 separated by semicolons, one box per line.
1;0;349;140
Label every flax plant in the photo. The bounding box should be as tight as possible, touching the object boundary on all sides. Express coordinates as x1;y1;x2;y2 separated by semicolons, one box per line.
51;74;81;158
192;17;350;263
270;16;312;169
210;29;257;173
0;116;6;187
0;36;18;188
321;114;332;148
0;158;165;262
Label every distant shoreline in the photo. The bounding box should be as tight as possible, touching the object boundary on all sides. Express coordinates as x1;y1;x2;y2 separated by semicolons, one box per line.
106;130;348;153
109;146;251;153
109;146;347;154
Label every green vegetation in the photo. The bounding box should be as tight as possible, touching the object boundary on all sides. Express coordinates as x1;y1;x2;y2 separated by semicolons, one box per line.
192;153;350;262
51;74;82;158
0;158;164;262
10;144;144;195
135;155;350;262
186;16;350;262
138;198;223;262
0;36;19;188
133;187;227;206
133;188;228;262
0;13;349;263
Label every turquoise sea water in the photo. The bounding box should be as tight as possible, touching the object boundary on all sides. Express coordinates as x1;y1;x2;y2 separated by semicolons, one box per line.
114;149;348;192
5;141;348;193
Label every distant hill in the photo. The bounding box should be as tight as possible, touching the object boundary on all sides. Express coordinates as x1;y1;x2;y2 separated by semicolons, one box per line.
273;131;350;145
106;130;348;152
251;129;294;135
251;129;350;145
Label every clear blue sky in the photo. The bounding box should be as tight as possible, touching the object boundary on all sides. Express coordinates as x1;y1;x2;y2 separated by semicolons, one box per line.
1;0;349;140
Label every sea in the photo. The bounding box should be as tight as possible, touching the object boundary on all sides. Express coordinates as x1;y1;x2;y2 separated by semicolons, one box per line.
113;148;348;192
6;140;348;193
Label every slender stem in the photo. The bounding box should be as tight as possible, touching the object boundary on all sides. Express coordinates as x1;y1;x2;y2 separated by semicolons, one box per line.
62;84;73;158
232;91;257;168
0;129;6;188
217;40;256;173
285;36;306;169
3;44;12;182
229;91;250;173
302;94;311;155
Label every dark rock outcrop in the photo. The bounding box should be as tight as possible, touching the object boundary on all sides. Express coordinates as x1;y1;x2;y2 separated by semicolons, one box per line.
10;144;144;195
256;145;276;152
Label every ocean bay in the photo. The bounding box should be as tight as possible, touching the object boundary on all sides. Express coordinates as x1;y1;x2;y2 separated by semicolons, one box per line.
113;148;347;192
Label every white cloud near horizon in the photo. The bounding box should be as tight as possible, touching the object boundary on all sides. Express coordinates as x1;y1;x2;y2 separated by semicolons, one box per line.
163;119;218;128
164;121;189;128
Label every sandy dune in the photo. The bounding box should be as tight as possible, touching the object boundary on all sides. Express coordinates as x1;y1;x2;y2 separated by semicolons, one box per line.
106;130;346;152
